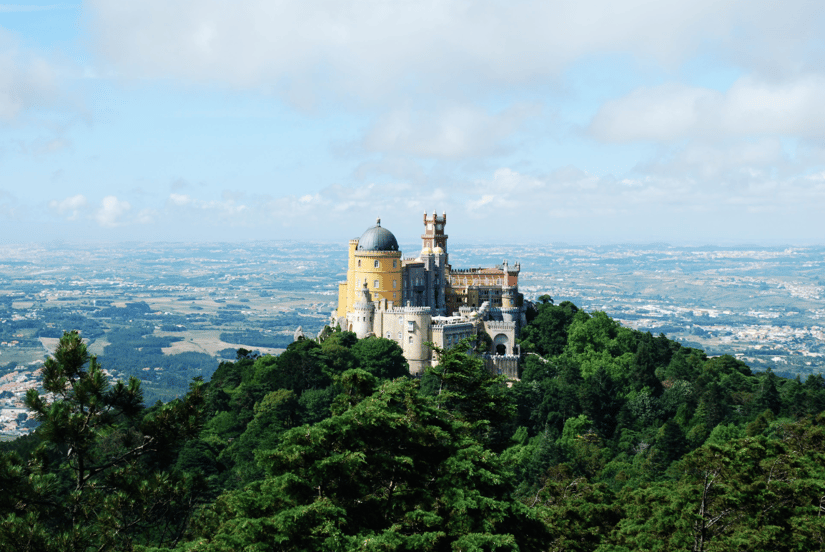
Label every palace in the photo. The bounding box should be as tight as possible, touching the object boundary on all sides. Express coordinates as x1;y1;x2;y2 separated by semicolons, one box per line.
333;213;525;378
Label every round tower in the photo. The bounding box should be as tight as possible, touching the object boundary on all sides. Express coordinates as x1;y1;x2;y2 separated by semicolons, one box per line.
346;218;403;312
350;282;375;338
402;307;432;376
501;285;517;308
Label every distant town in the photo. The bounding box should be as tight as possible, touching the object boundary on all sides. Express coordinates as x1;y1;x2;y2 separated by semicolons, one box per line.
1;241;823;437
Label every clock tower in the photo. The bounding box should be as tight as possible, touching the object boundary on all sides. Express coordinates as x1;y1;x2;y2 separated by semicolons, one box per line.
422;211;448;261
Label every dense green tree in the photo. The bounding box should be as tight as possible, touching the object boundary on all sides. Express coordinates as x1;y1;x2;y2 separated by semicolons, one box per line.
519;300;579;357
177;378;549;552
610;418;825;551
427;340;516;451
527;464;619;551
257;339;330;393
579;366;624;439
0;331;205;552
350;336;409;379
319;330;358;376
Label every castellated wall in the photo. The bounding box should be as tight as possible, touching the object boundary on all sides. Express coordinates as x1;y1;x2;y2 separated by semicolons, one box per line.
483;320;518;355
368;306;433;376
431;321;475;350
483;354;520;380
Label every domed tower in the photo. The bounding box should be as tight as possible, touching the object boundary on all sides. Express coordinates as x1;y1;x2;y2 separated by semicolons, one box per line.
340;218;403;320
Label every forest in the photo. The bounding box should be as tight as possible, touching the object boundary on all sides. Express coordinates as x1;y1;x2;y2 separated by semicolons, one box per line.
2;296;825;551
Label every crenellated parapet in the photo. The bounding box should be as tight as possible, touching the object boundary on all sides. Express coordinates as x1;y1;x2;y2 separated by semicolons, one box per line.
482;354;520;380
403;306;434;314
485;320;517;331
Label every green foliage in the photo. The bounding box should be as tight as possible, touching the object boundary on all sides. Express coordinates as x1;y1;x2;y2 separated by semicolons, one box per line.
519;300;579;357
0;331;206;552
350;336;409;379
11;300;825;550
427;339;516;451
181;378;549;552
609;418;825;550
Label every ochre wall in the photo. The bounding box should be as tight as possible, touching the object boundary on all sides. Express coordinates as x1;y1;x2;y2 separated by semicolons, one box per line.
345;249;403;313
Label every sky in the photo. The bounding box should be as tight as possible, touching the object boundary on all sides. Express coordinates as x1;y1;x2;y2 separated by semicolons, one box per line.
2;1;825;245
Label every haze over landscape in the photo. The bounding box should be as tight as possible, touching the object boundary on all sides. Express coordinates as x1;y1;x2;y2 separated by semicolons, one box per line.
8;5;825;550
2;0;825;244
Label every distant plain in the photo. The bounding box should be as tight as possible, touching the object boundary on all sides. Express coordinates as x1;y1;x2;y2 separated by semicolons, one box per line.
0;241;822;410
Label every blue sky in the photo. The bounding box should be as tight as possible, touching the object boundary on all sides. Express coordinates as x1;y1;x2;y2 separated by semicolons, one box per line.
2;1;825;245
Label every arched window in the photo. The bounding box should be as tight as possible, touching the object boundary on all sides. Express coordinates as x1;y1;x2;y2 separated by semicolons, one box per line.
357;259;361;267
374;260;379;268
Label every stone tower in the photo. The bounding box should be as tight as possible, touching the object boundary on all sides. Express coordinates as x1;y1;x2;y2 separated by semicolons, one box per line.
422;211;448;264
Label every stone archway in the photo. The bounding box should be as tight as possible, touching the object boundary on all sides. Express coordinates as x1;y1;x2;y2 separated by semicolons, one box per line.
493;333;509;355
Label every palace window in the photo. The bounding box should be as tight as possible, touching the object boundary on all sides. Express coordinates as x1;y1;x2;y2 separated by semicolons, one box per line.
393;260;397;268
393;280;397;288
374;280;379;288
374;260;379;268
357;260;361;267
408;336;413;344
407;320;415;332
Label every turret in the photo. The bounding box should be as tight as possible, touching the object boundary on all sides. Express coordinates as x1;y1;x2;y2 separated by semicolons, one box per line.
402;306;432;376
350;282;375;338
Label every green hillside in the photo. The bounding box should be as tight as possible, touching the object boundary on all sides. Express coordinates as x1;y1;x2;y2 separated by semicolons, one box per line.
2;299;825;551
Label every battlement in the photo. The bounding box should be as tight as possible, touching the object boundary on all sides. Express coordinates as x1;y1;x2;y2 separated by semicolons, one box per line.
450;267;503;275
432;321;474;330
424;212;446;224
403;306;433;314
482;354;520;380
485;320;516;331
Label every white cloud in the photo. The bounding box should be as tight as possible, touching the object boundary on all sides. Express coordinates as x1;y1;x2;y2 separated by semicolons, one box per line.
590;76;825;142
169;193;192;206
363;103;539;159
87;0;825;103
636;139;785;180
95;195;131;227
49;194;87;220
0;30;61;122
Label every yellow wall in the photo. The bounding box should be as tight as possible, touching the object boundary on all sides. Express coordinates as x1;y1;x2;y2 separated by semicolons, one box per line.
344;249;403;314
337;282;348;319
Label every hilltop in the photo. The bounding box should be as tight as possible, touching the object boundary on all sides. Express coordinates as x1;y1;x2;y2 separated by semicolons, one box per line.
2;299;825;550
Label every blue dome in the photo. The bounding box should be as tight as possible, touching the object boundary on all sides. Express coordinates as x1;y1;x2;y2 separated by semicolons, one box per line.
357;220;399;252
